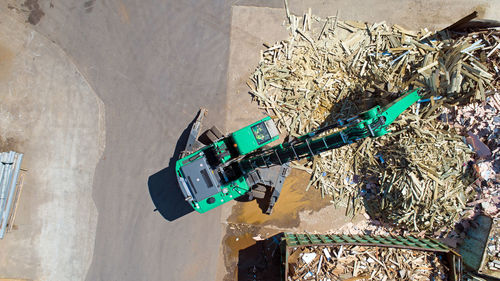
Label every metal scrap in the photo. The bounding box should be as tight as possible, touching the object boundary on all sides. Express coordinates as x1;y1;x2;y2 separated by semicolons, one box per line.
0;151;23;239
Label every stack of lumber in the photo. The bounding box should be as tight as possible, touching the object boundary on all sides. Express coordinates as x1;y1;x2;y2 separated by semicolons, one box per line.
247;6;499;233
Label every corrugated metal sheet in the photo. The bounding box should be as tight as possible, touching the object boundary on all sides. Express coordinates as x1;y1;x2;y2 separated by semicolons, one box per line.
0;151;23;239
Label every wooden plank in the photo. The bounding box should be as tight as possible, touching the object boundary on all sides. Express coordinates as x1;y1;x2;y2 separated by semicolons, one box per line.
441;11;478;31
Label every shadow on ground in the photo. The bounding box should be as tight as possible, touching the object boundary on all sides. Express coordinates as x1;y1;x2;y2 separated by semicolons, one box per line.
237;233;283;281
147;116;198;222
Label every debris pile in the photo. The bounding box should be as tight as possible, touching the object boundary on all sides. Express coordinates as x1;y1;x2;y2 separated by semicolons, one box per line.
450;92;500;217
247;7;499;232
287;245;450;280
361;116;476;232
486;218;500;272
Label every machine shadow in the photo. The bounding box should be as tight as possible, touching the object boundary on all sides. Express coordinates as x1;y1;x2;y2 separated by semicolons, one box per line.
147;116;198;222
238;233;283;281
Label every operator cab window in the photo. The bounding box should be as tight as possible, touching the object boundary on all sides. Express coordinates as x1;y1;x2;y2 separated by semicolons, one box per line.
200;169;214;188
251;123;271;145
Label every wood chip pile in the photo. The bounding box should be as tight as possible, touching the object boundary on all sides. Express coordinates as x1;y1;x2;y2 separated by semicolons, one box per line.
247;7;499;233
361;117;475;233
287;245;449;281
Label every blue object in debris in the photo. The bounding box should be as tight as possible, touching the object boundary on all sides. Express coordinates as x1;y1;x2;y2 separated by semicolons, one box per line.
376;153;385;164
417;96;443;103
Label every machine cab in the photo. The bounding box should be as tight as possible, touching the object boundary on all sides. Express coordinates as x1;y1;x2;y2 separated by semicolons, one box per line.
230;117;279;155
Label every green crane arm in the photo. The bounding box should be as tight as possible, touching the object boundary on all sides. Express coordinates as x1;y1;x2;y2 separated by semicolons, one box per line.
239;89;420;172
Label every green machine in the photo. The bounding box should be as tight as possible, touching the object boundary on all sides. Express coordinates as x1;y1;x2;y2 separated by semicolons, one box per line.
175;89;421;214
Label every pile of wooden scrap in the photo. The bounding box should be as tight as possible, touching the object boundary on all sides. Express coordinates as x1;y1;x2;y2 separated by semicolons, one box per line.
247;6;499;233
287;245;449;280
361;116;476;233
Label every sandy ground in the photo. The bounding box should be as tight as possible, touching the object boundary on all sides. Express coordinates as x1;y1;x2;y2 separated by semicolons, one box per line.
1;0;500;281
0;11;104;280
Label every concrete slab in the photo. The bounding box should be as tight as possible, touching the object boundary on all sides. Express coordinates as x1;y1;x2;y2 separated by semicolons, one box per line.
224;6;288;132
0;11;104;281
3;1;234;280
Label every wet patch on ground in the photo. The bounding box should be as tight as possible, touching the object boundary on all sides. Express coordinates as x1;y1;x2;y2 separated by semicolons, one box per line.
22;0;45;25
0;137;21;152
83;0;95;13
6;0;45;25
222;169;336;280
222;223;281;281
227;169;331;228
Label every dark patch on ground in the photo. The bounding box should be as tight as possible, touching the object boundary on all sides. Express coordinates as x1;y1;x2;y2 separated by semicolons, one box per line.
0;137;19;152
84;0;95;13
22;0;45;25
237;233;283;281
222;223;281;281
147;112;205;221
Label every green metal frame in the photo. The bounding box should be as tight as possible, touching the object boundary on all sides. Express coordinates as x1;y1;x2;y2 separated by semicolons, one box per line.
283;233;449;250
